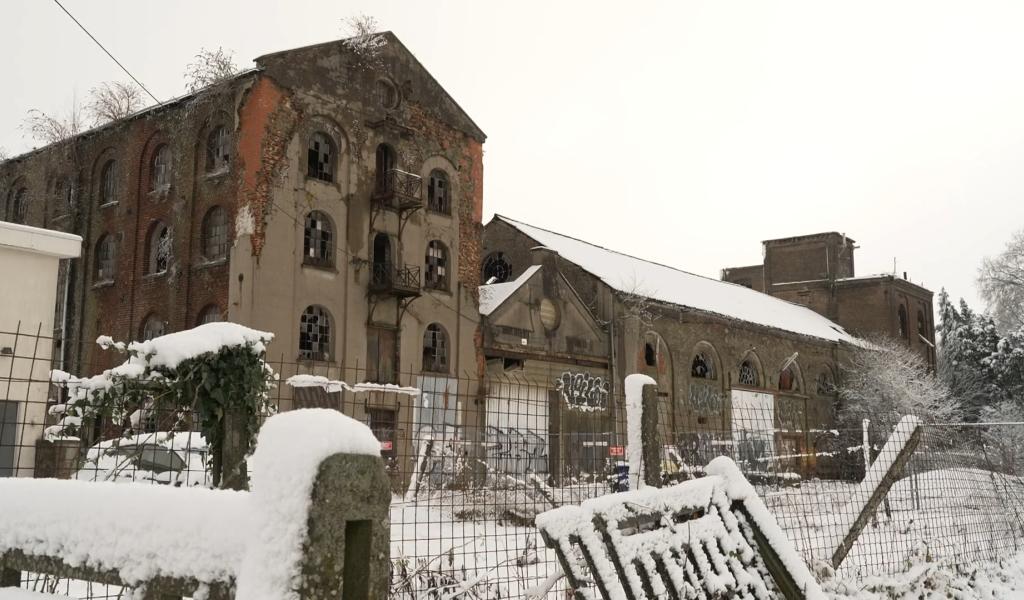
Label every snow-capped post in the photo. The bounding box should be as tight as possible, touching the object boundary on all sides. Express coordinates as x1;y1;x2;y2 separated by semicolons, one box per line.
624;374;658;489
829;415;922;570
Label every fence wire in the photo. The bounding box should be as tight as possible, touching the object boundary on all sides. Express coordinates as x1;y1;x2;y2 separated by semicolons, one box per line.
3;324;1024;598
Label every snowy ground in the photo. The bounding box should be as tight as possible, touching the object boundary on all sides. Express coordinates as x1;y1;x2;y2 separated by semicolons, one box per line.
824;552;1024;599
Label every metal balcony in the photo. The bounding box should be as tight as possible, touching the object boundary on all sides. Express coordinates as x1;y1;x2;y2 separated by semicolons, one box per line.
369;262;421;297
373;169;423;211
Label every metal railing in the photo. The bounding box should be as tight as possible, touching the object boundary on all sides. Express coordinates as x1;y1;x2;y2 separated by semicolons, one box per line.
373;169;423;209
369;261;421;296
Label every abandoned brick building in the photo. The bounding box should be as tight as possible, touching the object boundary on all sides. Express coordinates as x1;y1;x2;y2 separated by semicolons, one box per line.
0;33;486;472
721;232;935;365
480;216;860;479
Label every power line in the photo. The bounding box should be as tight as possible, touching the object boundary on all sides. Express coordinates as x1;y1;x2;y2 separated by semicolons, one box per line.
52;0;162;105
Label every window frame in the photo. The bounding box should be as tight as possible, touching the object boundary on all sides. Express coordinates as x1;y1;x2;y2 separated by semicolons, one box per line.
303;210;335;268
427;169;451;215
306;131;335;183
206;126;231;174
201;206;229;262
422;323;449;374
140;314;166;341
146;222;171;275
150;145;172;192
424;240;449;291
299;305;333;362
99;160;118;206
94;234;116;283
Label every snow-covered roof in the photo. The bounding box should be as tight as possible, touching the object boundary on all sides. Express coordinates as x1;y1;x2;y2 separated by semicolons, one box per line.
493;216;857;344
478;264;541;316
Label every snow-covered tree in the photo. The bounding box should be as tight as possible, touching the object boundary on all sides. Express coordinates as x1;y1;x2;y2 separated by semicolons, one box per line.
936;290;1002;418
184;47;238;93
978;229;1024;334
838;335;961;429
87;81;143;125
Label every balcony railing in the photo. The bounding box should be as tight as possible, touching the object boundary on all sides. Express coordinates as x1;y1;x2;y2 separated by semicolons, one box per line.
373;169;423;210
370;262;421;297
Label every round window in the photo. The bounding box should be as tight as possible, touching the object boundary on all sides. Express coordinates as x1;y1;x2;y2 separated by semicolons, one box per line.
539;298;560;331
482;252;512;284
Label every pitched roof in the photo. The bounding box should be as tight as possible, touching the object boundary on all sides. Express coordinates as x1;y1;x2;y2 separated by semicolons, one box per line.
478;265;541;316
492;215;857;344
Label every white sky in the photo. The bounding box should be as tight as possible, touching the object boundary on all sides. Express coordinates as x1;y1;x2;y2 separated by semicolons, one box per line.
3;0;1022;311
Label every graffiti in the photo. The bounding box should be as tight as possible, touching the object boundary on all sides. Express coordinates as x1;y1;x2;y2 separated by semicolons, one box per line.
776;397;805;431
485;425;548;475
687;383;722;412
556;371;610;411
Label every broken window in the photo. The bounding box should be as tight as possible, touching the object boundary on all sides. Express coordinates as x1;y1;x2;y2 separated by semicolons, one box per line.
644;342;657;367
423;323;449;373
202;206;229;261
898;305;908;339
691;352;715;379
367;326;397;384
738;360;760;387
307;132;334;182
100;160;118;205
427;169;450;214
53;178;75;217
95;234;115;282
816;370;836;396
424;240;448;290
299;305;332;361
303;211;334;267
147;222;171;275
482;252;512;284
140;314;166;341
917;311;927;340
10;188;27;224
206;126;231;173
150;145;172;191
779;365;799;392
375;144;396;193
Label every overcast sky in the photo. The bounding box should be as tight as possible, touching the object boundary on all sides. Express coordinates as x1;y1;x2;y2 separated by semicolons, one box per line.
3;1;1021;311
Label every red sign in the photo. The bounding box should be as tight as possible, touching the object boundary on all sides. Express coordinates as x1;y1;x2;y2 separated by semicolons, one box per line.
380;441;393;451
608;446;625;457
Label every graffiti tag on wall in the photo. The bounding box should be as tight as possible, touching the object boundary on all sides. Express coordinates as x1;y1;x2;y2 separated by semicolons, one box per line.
687;383;722;412
485;425;548;475
556;371;610;411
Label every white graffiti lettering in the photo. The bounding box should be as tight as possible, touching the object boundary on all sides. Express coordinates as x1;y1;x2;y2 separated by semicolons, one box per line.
556;371;610;411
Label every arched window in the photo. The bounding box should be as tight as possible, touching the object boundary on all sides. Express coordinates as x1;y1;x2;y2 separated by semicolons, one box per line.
482;252;511;284
201;206;229;261
691;352;716;379
140;314;166;341
779;364;800;392
197;304;222;326
425;240;449;290
9;188;27;224
99;160;117;206
307;132;334;182
376;79;399;109
738;359;760;387
374;144;396;193
146;222;171;274
898;305;908;339
423;323;449;373
372;232;392;285
150;145;172;191
94;234;115;282
427;169;450;214
917;311;927;341
303;211;334;267
206;126;231;172
53;178;75;217
299;305;332;361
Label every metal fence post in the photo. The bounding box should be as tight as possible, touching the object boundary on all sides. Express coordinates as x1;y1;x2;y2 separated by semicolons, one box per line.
641;384;661;488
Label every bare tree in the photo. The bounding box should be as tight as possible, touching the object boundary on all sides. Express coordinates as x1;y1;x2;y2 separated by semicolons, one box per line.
21;101;87;146
342;14;387;70
0;147;8;162
184;47;239;93
87;81;144;125
837;335;961;428
979;229;1024;334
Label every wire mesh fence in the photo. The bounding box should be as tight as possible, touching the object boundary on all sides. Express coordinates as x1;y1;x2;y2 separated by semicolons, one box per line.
3;325;1024;598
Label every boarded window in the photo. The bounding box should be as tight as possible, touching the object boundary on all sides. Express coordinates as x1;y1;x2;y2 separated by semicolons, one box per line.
303;211;334;267
779;365;798;392
307;132;334;182
293;386;340;411
423;323;449;373
202;206;229;261
299;305;332;361
427;170;450;214
424;240;448;290
367;326;397;384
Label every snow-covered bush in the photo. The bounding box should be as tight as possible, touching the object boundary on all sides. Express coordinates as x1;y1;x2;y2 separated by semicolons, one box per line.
50;322;275;489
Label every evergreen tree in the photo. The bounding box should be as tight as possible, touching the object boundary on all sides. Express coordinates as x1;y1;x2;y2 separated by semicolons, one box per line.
936;290;1001;419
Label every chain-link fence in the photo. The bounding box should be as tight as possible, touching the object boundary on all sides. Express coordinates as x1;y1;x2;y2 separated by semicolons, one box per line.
4;328;1024;598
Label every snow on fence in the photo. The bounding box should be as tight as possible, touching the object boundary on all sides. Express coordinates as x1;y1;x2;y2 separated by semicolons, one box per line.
0;409;391;600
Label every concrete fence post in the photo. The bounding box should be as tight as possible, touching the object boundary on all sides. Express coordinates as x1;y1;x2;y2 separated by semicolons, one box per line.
641;384;662;488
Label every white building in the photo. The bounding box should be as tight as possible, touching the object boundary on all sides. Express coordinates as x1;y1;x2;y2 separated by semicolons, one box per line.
0;221;81;477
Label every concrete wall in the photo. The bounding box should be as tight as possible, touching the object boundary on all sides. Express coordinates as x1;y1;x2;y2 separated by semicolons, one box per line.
0;222;81;476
